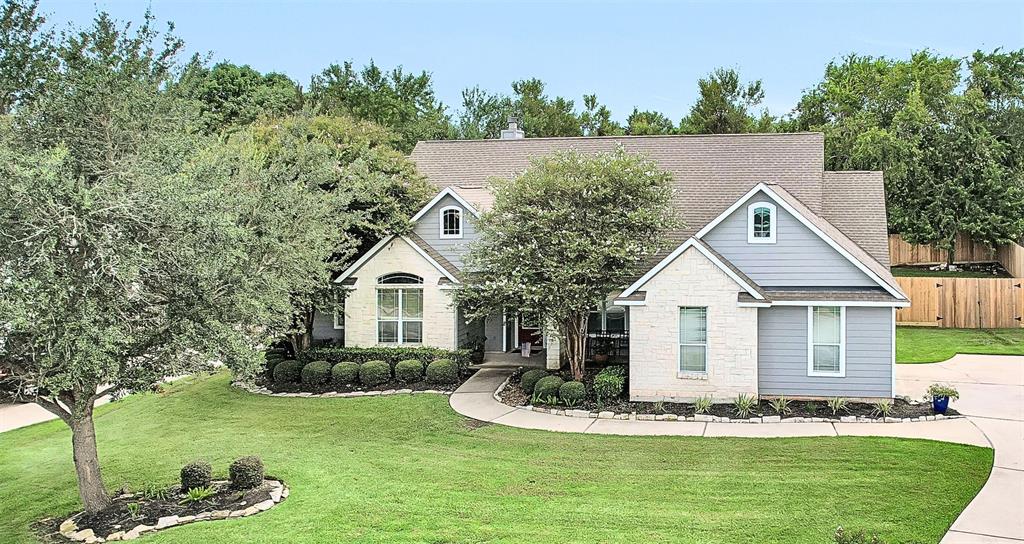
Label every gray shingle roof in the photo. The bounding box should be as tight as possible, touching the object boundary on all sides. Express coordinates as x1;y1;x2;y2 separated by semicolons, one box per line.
405;232;462;281
409;132;898;296
738;288;905;304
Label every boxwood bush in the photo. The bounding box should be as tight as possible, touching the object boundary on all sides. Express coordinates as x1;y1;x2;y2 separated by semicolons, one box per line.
331;361;360;386
180;460;212;492
301;360;332;386
520;369;548;394
533;375;564;400
425;359;458;384
359;360;391;386
272;360;303;384
395;359;424;384
300;346;472;371
559;381;586;406
229;456;264;490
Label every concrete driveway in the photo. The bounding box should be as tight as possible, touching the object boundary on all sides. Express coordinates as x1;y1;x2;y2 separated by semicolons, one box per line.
897;354;1024;544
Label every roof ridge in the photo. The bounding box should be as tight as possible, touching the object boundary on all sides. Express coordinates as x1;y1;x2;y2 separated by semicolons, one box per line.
413;132;825;145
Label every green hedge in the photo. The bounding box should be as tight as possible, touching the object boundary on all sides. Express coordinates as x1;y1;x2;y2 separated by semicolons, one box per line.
300;346;472;371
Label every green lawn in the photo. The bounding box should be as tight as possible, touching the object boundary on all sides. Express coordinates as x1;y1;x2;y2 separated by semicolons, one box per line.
897;327;1024;363
890;266;1009;278
0;374;992;544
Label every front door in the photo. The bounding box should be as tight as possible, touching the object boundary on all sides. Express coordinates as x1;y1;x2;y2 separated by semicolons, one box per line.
517;313;543;349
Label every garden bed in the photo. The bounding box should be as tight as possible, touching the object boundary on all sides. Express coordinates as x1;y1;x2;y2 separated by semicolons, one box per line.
498;367;959;422
44;479;287;542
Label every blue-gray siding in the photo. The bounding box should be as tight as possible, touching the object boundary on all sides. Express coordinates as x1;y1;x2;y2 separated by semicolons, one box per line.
757;306;893;398
702;191;876;287
312;310;344;342
412;194;478;269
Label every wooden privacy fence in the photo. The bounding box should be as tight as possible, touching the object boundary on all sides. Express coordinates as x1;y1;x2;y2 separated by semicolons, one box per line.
997;242;1024;278
895;277;1024;328
889;233;998;266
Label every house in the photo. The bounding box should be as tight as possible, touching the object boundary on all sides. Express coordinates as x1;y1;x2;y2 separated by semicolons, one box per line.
319;122;908;401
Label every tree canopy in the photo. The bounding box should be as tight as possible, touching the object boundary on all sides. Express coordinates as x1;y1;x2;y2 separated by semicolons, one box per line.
455;148;677;379
307;60;451;151
678;68;777;134
180;60;302;133
795;50;1024;260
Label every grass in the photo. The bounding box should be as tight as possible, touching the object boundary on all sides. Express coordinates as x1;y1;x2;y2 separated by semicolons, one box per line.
0;374;992;544
897;327;1024;363
890;266;1009;278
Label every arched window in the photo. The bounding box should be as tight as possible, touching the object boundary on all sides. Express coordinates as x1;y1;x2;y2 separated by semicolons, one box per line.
440;206;463;239
747;201;777;244
377;272;424;344
378;273;423;284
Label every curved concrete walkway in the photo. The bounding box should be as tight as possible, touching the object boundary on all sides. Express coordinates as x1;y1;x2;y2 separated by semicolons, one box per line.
451;354;1023;543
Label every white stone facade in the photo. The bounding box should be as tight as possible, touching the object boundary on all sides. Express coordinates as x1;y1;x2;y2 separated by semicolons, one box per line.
627;247;759;402
343;237;456;350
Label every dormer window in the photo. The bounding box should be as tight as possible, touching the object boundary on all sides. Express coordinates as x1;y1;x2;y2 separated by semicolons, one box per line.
440;206;463;239
747;201;776;244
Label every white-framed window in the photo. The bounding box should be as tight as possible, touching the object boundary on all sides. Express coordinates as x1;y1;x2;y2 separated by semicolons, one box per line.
333;290;346;330
439;206;463;239
376;273;424;344
747;201;777;243
678;307;708;374
807;306;845;377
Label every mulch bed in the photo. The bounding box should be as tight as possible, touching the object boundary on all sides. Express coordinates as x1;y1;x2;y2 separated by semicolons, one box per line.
499;368;957;420
36;480;280;542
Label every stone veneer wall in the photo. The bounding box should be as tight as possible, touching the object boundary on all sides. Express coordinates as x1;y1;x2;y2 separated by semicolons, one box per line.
628;247;759;402
344;237;456;350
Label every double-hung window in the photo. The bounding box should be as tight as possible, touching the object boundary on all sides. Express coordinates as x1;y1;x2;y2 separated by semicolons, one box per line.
679;307;708;374
377;273;424;344
808;306;845;376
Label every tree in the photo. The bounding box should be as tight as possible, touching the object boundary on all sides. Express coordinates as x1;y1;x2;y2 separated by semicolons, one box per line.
0;11;340;515
226;115;433;353
307;60;451;151
454;79;616;139
796;50;1024;262
455;148;677;380
626;107;675;135
679;68;773;134
180;60;302;133
0;0;53;113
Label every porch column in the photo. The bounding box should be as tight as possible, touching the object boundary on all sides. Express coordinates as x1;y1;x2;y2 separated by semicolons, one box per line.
545;329;561;370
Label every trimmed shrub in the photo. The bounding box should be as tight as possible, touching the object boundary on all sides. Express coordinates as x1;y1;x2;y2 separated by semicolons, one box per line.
272;360;303;384
395;359;424;384
533;375;564;400
520;369;548;394
425;359;458;384
301;360;331;386
593;372;625;405
559;381;586;406
599;365;628;378
229;456;264;490
331;362;360;386
300;346;472;371
180;460;212;492
359;360;391;387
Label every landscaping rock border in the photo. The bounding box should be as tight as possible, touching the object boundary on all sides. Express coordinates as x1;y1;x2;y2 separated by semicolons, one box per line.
234;381;453;398
57;480;288;542
493;375;962;424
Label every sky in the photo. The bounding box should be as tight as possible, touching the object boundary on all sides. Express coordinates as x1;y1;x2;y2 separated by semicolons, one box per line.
40;0;1024;124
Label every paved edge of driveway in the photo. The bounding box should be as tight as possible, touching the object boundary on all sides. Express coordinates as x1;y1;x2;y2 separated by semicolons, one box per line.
450;367;990;446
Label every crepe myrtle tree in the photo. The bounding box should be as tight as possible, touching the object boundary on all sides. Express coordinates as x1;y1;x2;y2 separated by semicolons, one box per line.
455;148;678;380
0;11;342;514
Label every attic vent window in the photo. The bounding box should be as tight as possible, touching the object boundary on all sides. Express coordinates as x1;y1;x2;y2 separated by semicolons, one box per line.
747;201;777;244
440;206;463;239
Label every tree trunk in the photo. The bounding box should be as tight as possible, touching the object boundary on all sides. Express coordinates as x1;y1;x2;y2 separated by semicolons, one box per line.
946;235;957;267
560;313;589;381
70;407;111;514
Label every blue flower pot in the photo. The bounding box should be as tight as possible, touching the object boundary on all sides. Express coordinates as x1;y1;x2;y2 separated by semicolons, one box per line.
932;396;949;414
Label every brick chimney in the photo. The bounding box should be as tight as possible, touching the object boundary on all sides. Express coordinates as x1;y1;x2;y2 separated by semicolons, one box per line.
499;116;525;140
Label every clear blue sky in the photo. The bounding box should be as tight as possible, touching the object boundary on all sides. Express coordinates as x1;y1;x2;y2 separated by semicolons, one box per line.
41;0;1024;123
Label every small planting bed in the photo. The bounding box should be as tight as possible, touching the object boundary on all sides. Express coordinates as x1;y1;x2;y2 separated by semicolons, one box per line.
499;367;959;422
891;262;1011;278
